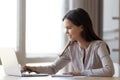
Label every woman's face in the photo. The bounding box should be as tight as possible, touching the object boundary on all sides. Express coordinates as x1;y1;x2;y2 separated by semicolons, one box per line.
63;19;83;42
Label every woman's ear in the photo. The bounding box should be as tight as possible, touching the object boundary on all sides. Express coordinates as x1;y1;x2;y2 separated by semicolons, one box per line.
79;25;84;31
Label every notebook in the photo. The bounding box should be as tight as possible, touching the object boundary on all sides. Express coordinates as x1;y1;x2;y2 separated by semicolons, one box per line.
0;48;48;77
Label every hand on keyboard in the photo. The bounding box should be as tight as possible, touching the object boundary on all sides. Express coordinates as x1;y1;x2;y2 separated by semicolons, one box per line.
21;66;38;73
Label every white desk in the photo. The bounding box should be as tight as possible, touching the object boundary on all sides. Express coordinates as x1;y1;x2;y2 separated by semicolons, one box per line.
0;75;120;80
0;66;120;80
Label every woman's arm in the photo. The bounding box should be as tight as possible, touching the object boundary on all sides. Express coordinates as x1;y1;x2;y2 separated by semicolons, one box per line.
35;55;70;74
33;42;71;74
22;41;71;74
22;52;71;74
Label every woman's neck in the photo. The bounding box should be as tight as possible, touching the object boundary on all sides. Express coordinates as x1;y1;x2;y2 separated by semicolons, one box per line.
77;40;91;49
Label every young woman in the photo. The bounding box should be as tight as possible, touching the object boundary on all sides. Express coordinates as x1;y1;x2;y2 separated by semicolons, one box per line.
22;8;114;77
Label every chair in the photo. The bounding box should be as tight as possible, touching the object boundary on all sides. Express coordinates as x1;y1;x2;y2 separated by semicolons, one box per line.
113;63;120;77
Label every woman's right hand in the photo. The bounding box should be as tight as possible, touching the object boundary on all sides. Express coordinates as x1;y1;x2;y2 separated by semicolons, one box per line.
21;66;37;73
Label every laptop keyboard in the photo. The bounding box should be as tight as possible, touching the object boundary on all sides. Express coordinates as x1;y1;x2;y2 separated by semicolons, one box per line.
22;72;49;77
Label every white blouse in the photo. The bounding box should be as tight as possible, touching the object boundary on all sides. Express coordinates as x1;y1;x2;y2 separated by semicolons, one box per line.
35;40;114;77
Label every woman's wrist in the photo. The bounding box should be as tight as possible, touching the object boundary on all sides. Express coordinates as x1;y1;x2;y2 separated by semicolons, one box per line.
72;72;81;76
32;67;37;72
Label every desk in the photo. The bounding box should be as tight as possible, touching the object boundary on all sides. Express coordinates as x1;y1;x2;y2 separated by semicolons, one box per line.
0;76;120;80
0;66;120;80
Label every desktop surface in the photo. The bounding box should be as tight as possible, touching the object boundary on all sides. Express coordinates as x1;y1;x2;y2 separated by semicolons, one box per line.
0;65;120;80
0;76;120;80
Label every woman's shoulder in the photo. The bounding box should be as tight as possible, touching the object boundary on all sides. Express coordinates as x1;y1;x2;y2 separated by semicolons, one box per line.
69;40;107;48
91;40;107;47
68;41;79;49
92;40;106;44
69;40;106;46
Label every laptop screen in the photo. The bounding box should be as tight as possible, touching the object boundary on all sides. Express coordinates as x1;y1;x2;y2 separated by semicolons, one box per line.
0;48;22;76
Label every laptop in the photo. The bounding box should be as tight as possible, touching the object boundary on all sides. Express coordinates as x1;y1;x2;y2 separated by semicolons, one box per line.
0;48;48;77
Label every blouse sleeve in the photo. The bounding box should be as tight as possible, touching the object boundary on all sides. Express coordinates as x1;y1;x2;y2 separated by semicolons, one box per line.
35;49;71;74
81;42;114;77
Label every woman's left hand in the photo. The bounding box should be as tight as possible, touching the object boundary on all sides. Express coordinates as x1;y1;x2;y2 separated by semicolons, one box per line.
63;72;81;76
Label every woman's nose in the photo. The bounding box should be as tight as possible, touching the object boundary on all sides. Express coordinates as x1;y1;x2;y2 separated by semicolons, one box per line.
65;29;69;34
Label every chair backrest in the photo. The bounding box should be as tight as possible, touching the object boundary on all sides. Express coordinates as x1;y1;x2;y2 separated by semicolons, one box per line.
113;63;120;77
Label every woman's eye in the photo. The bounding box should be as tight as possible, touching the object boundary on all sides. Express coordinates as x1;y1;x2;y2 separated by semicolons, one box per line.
65;26;72;30
67;27;72;29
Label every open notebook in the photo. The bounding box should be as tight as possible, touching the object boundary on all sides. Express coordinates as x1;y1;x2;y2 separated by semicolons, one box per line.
0;48;48;77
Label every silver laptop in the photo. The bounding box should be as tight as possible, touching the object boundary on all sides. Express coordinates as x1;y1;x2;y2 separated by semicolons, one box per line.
0;48;48;77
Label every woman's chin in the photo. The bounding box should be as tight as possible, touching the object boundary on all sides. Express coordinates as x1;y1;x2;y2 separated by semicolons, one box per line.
69;39;75;42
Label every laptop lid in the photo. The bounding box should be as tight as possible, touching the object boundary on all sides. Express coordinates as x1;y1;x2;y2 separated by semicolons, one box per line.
0;48;22;76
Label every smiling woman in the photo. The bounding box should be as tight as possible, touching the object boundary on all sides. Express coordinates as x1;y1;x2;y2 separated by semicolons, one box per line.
22;8;114;77
26;0;64;58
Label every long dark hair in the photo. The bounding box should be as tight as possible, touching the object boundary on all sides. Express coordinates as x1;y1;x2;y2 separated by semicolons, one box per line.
62;8;110;54
63;8;101;42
